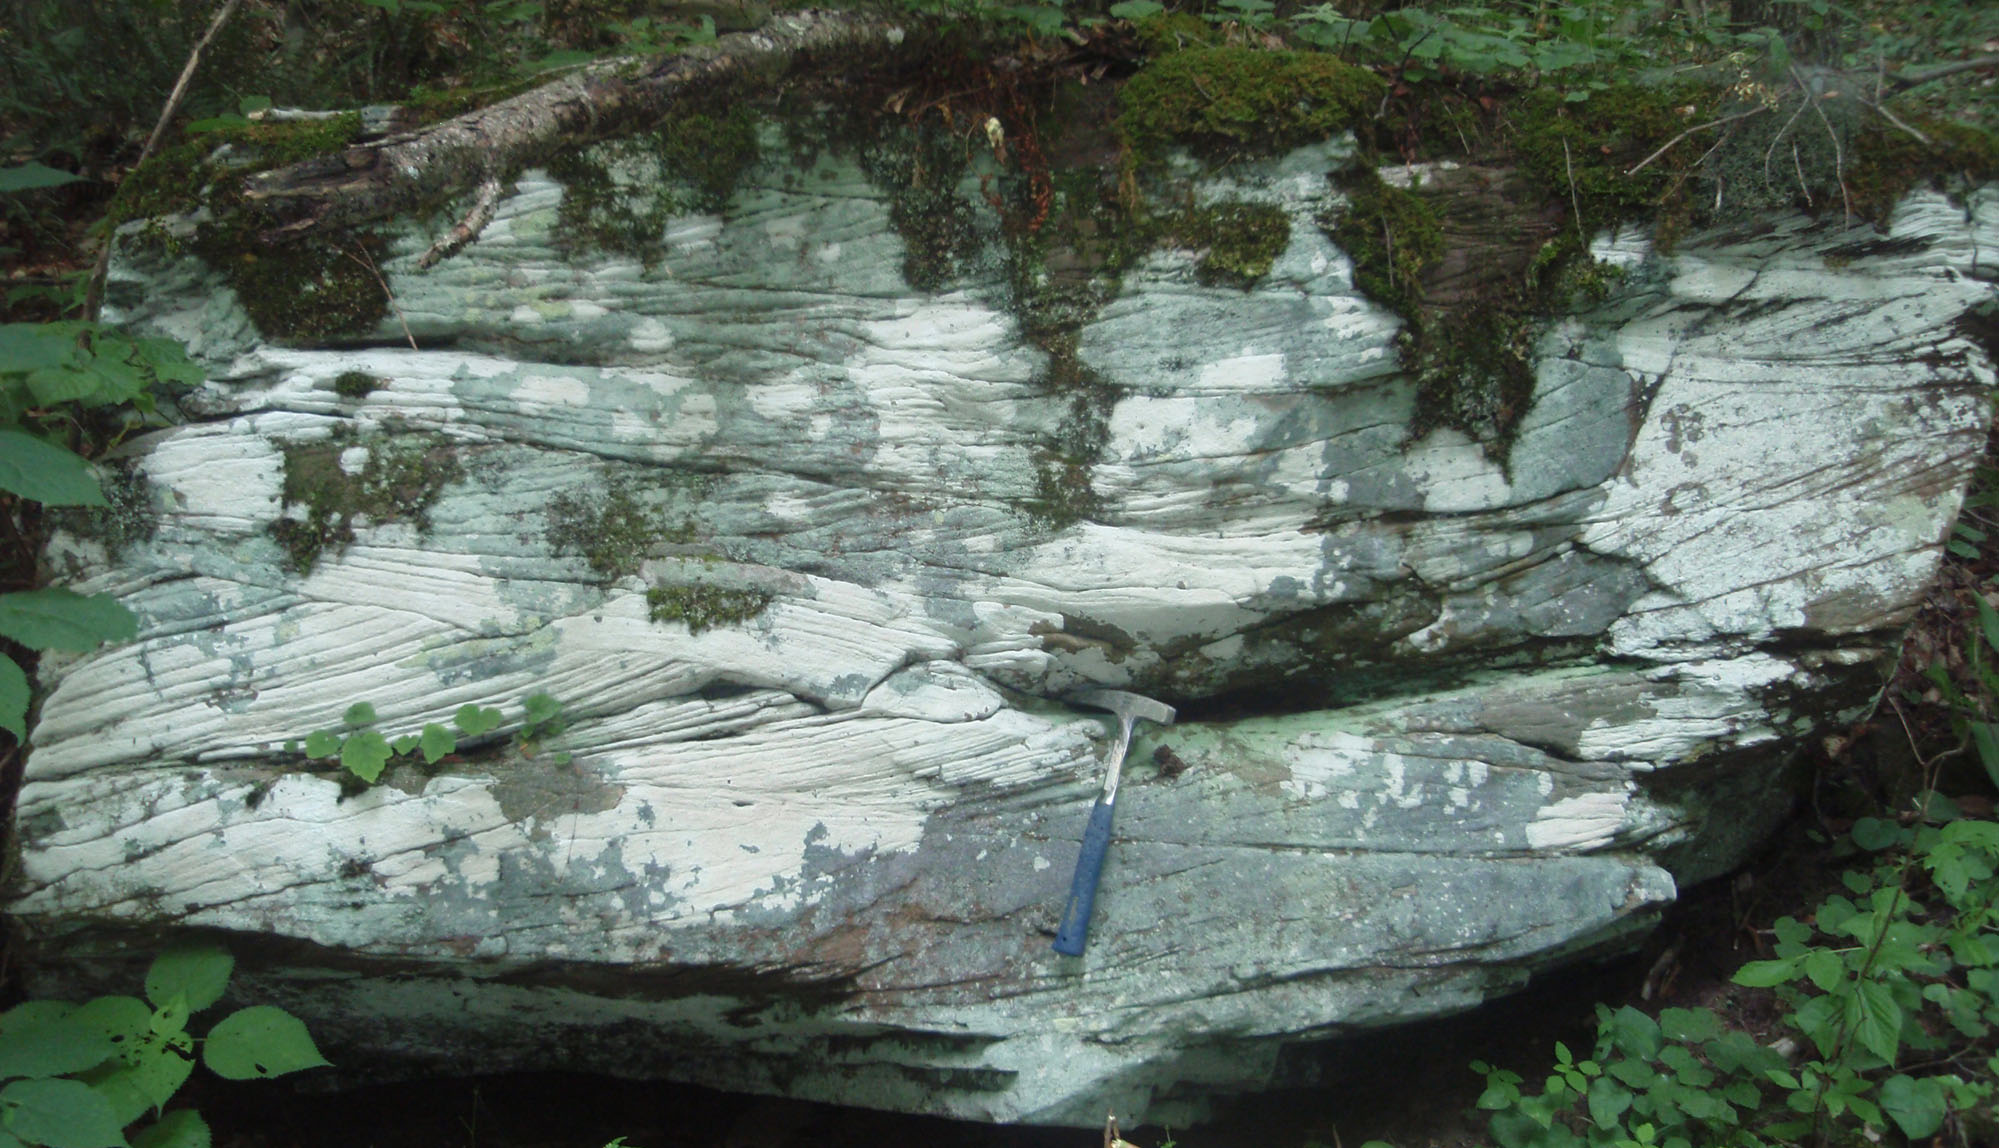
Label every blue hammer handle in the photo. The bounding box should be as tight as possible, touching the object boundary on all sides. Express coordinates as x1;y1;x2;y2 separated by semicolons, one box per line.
1052;795;1116;956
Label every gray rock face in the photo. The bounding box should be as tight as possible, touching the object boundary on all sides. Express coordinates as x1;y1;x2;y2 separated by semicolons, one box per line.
12;119;1995;1126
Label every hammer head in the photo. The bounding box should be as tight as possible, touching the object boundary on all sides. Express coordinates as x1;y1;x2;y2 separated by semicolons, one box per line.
1069;687;1176;727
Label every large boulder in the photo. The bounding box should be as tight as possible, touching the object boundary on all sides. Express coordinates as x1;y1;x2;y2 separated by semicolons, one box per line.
10;56;1995;1125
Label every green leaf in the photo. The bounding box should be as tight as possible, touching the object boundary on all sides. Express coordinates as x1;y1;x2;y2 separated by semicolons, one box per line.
68;997;150;1052
82;1029;193;1126
0;164;82;193
1657;1007;1719;1043
1731;957;1800;987
0;590;136;653
201;1007;328;1081
148;996;186;1039
521;692;561;727
1803;948;1845;992
0;428;105;507
0;654;25;740
1849;979;1904;1065
418;723;455;763
1850;816;1903;851
1978;596;1999;653
453;704;502;737
1604;1005;1661;1058
1586;1075;1630;1129
342;702;377;727
1878;1073;1945;1137
0;1005;116;1079
129;1110;206;1148
1109;0;1164;17
0;1077;127;1148
389;735;420;756
302;730;341;759
144;943;232;1014
341;730;391;783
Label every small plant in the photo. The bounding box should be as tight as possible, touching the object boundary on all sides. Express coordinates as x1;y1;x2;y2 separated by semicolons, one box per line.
0;941;327;1148
290;693;563;784
1472;806;1999;1147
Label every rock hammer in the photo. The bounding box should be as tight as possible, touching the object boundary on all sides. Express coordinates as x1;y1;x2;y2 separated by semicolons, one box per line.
1053;688;1177;956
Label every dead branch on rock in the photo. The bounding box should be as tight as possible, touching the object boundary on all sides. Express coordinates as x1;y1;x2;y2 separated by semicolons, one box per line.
236;9;920;252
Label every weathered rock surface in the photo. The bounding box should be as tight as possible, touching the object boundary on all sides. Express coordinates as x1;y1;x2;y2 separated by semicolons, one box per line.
11;107;1995;1125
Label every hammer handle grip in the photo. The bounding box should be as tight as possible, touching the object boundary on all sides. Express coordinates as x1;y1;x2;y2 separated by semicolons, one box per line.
1053;797;1115;956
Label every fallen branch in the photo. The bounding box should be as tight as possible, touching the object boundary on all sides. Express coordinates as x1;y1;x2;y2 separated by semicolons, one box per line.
236;10;920;244
1625;106;1767;177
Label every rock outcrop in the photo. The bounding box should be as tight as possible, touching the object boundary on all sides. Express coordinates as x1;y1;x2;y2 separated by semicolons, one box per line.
10;62;1995;1125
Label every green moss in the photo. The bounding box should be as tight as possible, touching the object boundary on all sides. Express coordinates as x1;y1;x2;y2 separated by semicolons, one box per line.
49;461;160;560
111;114;365;227
1117;47;1384;163
195;222;393;343
549;106;763;263
333;371;382;399
270;432;463;574
645;584;773;634
1322;168;1442;316
1159;199;1291;290
1508;81;1709;238
545;477;694;580
855;119;987;293
1847;116;1999;222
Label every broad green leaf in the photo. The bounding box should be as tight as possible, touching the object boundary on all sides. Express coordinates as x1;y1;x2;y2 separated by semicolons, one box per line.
0;323;86;372
81;1029;192;1126
144;942;232;1013
201;1006;328;1080
1848;979;1903;1065
1604;1004;1660;1058
418;723;455;763
22;364;100;406
453;704;501;737
1657;1007;1719;1043
0;1008;116;1079
0;1077;127;1148
341;730;391;783
302;730;341;759
1731;957;1800;988
522;692;560;727
130;1110;206;1148
148;996;186;1039
0;654;25;740
1850;816;1902;851
389;734;420;756
1108;0;1164;17
0;590;137;652
0;429;105;507
129;340;202;389
342;702;376;727
1803;948;1845;992
0;164;81;193
68;997;150;1056
1585;1075;1630;1129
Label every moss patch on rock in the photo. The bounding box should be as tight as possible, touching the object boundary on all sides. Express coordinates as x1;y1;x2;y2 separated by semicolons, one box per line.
645;584;772;633
1117;46;1383;163
545;476;696;580
549;105;763;263
1160;199;1292;290
270;432;463;574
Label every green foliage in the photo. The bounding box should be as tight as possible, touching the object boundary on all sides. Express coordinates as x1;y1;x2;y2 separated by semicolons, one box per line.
1473;811;1999;1147
293;693;560;784
0;319;187;737
0;942;325;1148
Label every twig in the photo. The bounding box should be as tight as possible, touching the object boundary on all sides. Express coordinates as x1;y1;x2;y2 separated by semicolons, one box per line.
417;177;504;270
1859;95;1932;147
1562;137;1585;245
1886;54;1999;92
84;0;245;320
341;244;418;351
1624;106;1766;176
1762;89;1816;185
1796;64;1850;225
